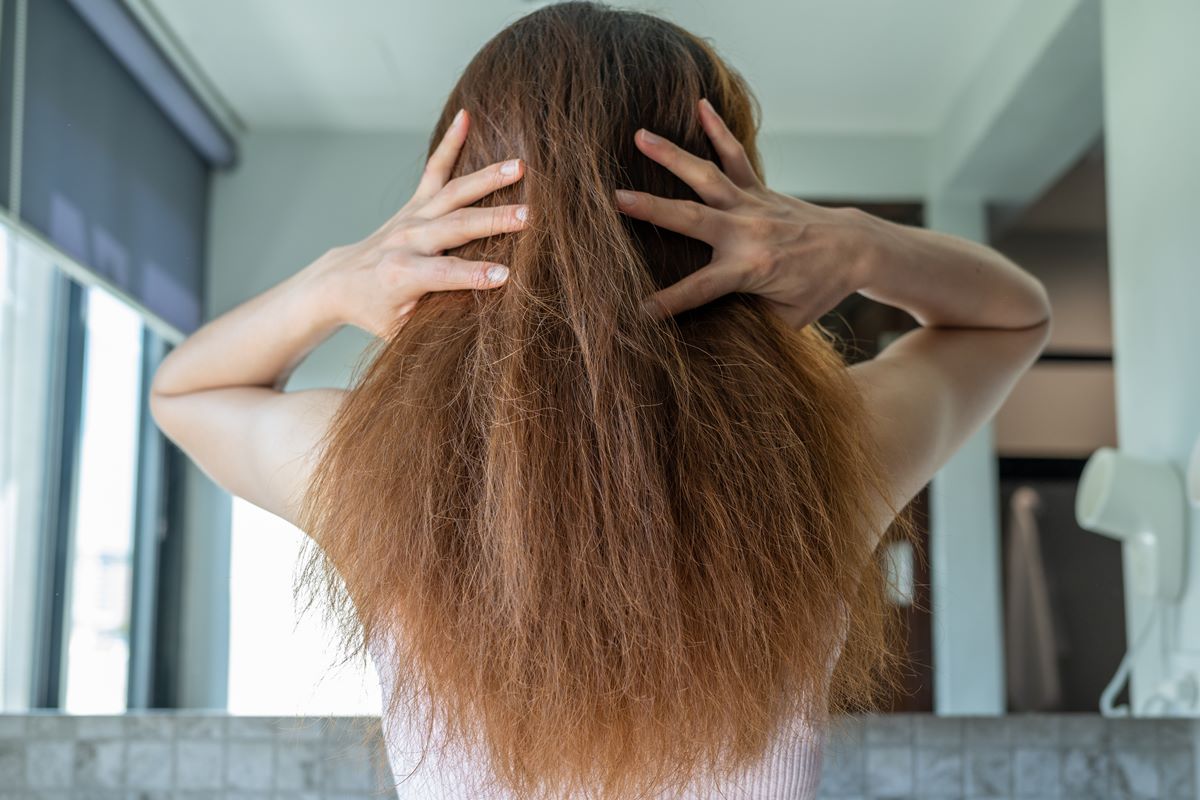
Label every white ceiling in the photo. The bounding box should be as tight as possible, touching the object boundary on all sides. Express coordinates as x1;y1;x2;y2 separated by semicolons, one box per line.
140;0;1021;135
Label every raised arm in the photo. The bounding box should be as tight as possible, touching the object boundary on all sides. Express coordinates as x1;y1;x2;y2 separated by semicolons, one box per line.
150;109;529;526
616;98;1051;539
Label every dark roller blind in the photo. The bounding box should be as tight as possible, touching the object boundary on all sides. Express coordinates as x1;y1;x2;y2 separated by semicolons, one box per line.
0;0;16;204
20;0;209;333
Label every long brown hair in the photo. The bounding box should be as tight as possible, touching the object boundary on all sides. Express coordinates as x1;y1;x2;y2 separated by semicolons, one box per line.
297;3;909;797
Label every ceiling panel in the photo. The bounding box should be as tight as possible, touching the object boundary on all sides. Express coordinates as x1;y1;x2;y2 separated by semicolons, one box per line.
138;0;1021;134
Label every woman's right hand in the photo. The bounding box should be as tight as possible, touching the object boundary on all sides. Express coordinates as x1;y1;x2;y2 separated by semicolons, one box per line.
616;98;890;328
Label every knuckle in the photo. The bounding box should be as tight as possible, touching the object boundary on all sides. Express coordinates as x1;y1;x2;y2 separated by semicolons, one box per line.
681;200;706;227
700;161;724;186
746;249;776;282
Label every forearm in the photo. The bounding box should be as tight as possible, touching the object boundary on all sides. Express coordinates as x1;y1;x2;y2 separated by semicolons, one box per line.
151;256;342;398
854;215;1051;330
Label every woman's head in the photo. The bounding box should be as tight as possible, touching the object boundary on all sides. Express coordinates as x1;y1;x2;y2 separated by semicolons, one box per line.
431;0;762;300
298;3;907;799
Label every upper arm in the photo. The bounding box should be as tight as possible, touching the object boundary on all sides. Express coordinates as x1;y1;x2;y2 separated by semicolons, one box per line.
849;321;1051;540
150;385;346;528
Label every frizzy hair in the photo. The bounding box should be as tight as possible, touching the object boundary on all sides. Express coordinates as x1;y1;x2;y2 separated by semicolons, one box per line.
295;3;912;798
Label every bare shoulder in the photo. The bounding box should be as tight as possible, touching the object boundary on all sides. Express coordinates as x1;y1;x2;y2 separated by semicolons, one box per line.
847;322;1050;544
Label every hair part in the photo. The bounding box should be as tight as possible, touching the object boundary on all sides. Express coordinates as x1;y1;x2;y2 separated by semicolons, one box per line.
296;3;913;798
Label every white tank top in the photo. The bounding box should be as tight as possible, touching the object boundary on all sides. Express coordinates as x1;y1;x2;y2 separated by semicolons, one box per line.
367;633;826;799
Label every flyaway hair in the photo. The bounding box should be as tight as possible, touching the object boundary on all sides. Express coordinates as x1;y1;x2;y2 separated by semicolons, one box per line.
296;3;912;798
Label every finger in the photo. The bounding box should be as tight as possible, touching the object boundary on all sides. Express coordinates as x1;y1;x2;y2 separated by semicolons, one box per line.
413;256;510;292
634;128;741;208
614;190;724;243
697;98;760;189
642;261;745;318
412;108;469;202
421;158;524;218
415;204;529;252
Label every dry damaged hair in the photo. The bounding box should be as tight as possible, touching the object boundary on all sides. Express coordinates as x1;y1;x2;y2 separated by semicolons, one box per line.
296;3;911;798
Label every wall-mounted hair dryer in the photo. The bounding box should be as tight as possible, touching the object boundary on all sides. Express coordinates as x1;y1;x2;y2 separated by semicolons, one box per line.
1076;447;1187;601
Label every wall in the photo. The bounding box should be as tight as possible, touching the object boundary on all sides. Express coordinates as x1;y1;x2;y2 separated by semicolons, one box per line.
0;711;1195;798
1101;0;1200;711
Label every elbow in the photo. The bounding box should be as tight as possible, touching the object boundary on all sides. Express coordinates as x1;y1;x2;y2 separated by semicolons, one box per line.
1029;275;1053;328
147;361;179;436
1010;272;1053;331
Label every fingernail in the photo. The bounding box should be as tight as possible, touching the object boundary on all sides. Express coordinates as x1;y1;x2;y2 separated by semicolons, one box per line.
500;159;520;177
699;97;715;114
452;108;465;127
486;265;509;283
515;205;528;221
638;129;661;145
615;189;637;206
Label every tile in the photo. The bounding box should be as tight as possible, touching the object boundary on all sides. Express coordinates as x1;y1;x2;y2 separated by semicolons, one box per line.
1109;718;1158;751
1014;747;1059;796
964;717;1011;747
75;717;124;739
126;739;173;790
125;714;177;740
25;740;73;788
175;716;226;740
863;715;912;745
816;743;863;795
824;716;863;750
914;747;962;797
272;717;324;742
1009;714;1060;747
1061;748;1110;797
228;717;279;739
1111;749;1158;799
865;746;912;798
322;742;376;792
1155;719;1193;748
914;716;962;748
1158;746;1197;799
274;740;323;791
25;714;75;739
175;740;223;791
73;739;125;788
330;717;384;742
1059;715;1108;748
225;740;274;790
965;747;1011;796
0;717;28;739
0;741;26;787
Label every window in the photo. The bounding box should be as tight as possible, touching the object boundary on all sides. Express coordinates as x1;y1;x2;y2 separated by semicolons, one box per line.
228;497;381;715
60;284;144;712
0;223;59;710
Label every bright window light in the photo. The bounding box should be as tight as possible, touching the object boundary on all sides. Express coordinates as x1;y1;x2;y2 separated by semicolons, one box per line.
62;284;143;713
228;497;380;715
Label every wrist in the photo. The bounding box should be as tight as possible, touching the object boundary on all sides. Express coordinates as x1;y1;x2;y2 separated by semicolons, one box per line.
291;251;352;330
840;207;897;294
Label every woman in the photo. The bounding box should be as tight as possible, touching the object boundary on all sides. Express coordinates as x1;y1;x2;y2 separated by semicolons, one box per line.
151;3;1050;798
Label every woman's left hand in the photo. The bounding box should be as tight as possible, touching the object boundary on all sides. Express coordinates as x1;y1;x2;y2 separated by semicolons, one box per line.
314;107;529;337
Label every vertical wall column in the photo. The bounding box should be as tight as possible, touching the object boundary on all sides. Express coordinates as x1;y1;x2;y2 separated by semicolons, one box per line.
924;194;1006;715
1101;0;1200;710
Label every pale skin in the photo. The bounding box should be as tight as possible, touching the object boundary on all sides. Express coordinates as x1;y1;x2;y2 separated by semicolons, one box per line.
150;100;1051;547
